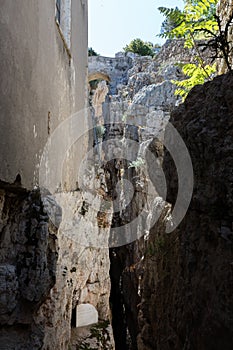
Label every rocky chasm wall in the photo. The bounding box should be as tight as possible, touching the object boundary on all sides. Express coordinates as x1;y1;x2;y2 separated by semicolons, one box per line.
136;72;233;350
0;186;57;349
0;176;113;350
89;38;233;349
88;40;193;349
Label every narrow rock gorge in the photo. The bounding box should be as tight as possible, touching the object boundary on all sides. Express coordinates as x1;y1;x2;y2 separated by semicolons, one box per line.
88;20;233;350
1;0;233;349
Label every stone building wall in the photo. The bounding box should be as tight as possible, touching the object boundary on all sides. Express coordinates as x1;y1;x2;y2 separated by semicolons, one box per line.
0;0;88;190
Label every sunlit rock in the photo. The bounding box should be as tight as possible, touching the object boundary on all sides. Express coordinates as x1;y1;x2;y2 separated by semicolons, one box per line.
76;304;98;327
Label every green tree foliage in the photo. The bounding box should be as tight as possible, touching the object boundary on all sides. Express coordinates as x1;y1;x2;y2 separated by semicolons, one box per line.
171;63;216;99
160;7;184;35
123;38;155;57
159;0;218;46
88;47;99;56
158;0;218;100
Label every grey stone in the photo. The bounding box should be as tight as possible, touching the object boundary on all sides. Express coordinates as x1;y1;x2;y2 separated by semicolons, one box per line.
0;264;18;316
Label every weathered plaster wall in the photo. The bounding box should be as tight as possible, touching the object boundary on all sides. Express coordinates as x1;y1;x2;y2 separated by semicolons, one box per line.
0;0;88;190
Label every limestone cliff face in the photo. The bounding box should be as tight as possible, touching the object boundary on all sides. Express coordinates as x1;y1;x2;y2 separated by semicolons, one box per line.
0;179;113;349
37;190;112;349
137;72;233;350
90;38;233;350
89;40;197;349
106;50;182;350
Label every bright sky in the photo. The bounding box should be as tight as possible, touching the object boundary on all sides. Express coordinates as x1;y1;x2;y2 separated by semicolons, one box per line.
88;0;184;57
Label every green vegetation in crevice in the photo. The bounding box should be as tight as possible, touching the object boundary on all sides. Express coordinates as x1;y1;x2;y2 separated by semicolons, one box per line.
78;321;113;350
128;157;145;169
121;114;128;123
95;125;106;139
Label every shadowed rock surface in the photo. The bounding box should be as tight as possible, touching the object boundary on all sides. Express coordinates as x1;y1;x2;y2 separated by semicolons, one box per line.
0;186;58;349
137;72;233;350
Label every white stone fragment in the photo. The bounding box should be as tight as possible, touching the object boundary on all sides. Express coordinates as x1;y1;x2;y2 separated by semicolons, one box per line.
76;303;98;327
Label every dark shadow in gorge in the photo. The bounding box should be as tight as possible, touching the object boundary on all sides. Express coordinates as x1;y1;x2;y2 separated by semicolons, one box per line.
109;243;141;350
109;247;128;350
101;104;142;349
106;158;141;350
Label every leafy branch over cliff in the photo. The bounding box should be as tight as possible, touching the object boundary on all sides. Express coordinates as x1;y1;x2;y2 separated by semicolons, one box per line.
158;0;218;100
